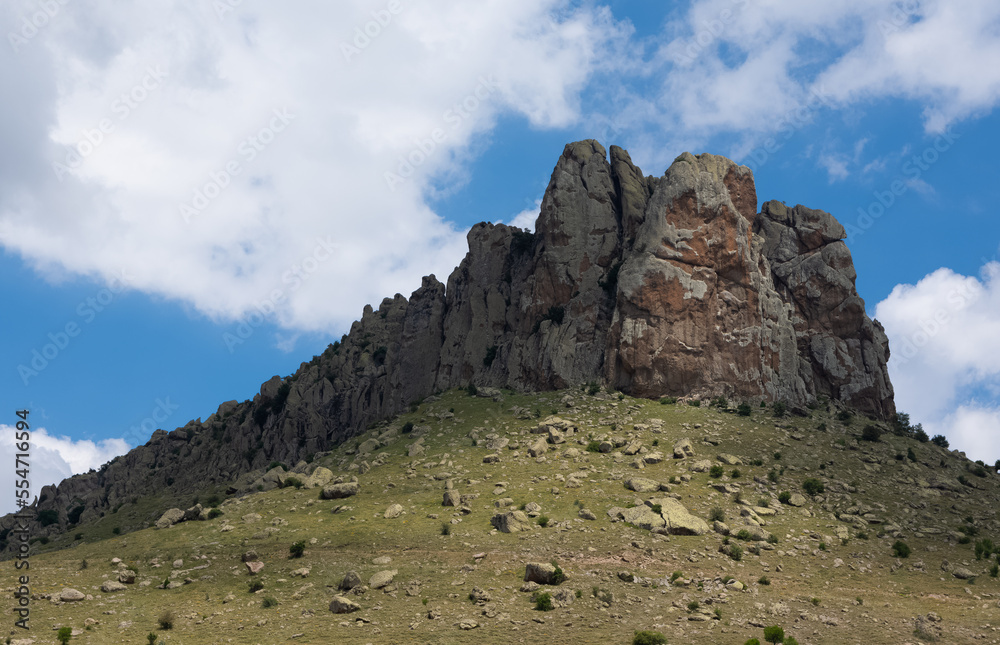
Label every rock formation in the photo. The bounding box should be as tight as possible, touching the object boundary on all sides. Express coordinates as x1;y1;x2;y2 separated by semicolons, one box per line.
4;140;894;543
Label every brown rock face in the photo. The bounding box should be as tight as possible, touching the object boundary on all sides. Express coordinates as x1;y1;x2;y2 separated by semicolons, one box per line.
14;141;894;544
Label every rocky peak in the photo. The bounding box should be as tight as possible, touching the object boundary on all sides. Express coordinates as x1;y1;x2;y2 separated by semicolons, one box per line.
10;140;894;543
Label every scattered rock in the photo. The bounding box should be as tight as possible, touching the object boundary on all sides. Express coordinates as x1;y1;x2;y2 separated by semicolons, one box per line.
245;561;264;575
321;482;360;499
673;438;695;459
369;570;396;589
524;562;565;585
384;504;404;519
339;571;362;591
330;595;361;614
101;581;127;593
60;588;86;602
490;510;533;533
155;508;184;529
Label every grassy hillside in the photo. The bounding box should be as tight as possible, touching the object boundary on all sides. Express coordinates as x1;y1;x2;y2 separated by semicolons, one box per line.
12;388;1000;644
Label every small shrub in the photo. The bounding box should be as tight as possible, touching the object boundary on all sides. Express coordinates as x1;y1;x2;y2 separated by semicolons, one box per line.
649;504;662;514
772;402;786;418
856;530;869;540
261;595;278;608
112;527;121;535
836;410;853;424
758;575;770;585
687;600;700;611
773;452;781;460
537;516;549;528
811;597;820;606
767;534;779;544
750;458;764;466
907;447;917;461
990;562;999;578
586;440;602;453
817;422;827;431
736;529;752;541
57;627;72;644
147;634;158;645
575;589;582;598
861;425;882;442
80;559;88;570
931;434;949;448
208;508;223;520
745;640;761;645
768;469;780;484
778;491;791;504
709;465;724;478
401;421;414;434
763;625;785;644
688;400;701;407
802;478;825;496
757;497;770;508
737;402;752;416
731;468;742;479
710;396;728;408
289;541;306;559
441;523;451;536
158;610;174;630
249;580;263;593
659;396;676;405
709;507;725;522
285;476;303;489
534;592;553;611
819;542;827;551
974;538;996;560
959;535;971;545
728;544;743;561
892;540;912;558
632;630;668;645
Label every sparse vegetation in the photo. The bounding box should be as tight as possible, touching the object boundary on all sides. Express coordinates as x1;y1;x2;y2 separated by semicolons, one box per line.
772;402;786;418
632;631;668;645
261;595;278;608
737;402;752;416
892;540;912;558
709;464;724;478
289;540;306;558
802;478;825;496
57;627;72;644
158;609;174;630
534;591;553;611
861;424;882;442
709;507;725;522
931;434;950;448
763;625;785;644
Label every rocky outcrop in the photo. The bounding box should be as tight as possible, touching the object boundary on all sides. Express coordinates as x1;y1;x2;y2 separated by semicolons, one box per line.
5;140;894;548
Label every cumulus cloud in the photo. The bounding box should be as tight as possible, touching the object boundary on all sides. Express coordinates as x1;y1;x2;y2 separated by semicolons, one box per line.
0;426;129;515
504;198;541;232
618;0;1000;171
875;262;1000;464
0;0;629;334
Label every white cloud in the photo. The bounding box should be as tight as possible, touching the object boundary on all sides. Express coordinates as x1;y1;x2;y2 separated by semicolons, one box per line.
818;153;850;182
616;0;1000;169
504;198;541;232
0;0;629;335
0;426;129;515
875;262;1000;464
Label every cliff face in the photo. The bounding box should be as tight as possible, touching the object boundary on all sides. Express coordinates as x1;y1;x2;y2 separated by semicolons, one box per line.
12;141;894;538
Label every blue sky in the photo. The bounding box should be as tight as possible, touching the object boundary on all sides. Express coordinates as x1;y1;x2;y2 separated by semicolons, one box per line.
3;0;1000;512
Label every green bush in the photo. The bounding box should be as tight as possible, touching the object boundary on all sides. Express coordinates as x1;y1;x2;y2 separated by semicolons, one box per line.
744;640;761;645
836;410;853;424
768;469;780;484
802;478;825;496
38;509;59;527
261;595;278;608
57;627;72;644
289;541;306;559
659;396;676;405
975;538;996;560
709;465;724;478
466;382;478;396
158;609;174;630
537;516;549;527
208;508;223;520
861;424;882;442
736;529;752;541
772;402;786;418
688;399;701;407
401;421;414;434
709;507;725;522
758;575;770;585
737;403;752;416
632;630;668;645
687;600;700;611
249;580;263;593
285;476;303;489
586;440;602;453
550;561;567;585
891;540;912;558
534;592;553;611
731;468;742;479
727;544;743;561
710;396;728;408
441;523;451;535
763;625;785;644
147;633;158;645
670;571;683;582
778;491;791;504
931;434;949;448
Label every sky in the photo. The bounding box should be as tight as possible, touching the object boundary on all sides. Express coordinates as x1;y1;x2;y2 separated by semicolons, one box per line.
2;0;1000;514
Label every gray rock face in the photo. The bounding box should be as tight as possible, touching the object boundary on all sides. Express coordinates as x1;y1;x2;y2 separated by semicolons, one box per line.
15;140;894;545
321;483;360;499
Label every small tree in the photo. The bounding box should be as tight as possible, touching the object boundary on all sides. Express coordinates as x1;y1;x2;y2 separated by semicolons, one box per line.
57;627;72;644
802;478;825;496
763;625;785;644
772;402;787;418
147;634;158;645
892;540;911;558
931;434;949;448
861;425;881;442
737;402;752;416
289;540;306;558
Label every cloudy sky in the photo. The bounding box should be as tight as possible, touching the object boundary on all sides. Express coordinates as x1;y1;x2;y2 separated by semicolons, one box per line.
2;0;999;512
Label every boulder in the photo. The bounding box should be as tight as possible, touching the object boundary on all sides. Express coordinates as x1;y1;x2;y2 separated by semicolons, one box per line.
384;504;404;519
787;493;807;507
524;562;565;585
118;570;137;584
330;595;361;614
339;571;362;591
321;482;360;499
155;508;184;529
101;580;127;593
369;570;396;589
648;497;709;535
182;503;206;522
717;453;743;465
490;510;533;533
688;460;713;473
673;438;695;459
624;477;662;493
443;490;461;507
245;561;264;575
60;588;86;602
528;438;549;457
304;467;334;489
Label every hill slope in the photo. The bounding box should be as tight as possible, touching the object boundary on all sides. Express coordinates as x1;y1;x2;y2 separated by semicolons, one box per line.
16;388;1000;645
3;141;897;548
